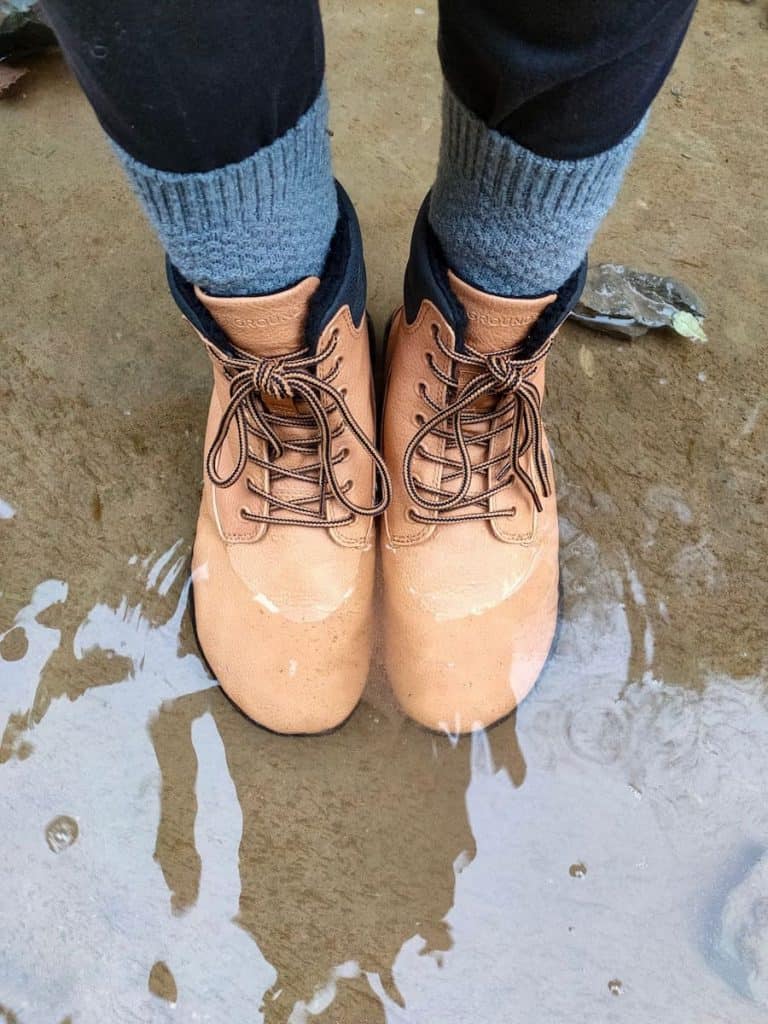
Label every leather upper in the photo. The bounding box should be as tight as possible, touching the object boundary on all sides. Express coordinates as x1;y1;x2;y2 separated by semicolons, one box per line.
170;184;383;734
381;197;585;732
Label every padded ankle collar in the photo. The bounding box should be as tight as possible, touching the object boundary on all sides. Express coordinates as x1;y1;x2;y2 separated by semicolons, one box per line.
166;181;366;356
404;192;587;354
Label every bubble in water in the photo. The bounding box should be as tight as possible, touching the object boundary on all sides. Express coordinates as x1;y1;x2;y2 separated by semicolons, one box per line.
45;815;79;853
569;862;587;878
608;979;623;996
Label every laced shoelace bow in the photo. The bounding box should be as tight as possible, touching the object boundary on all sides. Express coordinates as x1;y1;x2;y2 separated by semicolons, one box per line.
206;334;391;527
404;324;555;524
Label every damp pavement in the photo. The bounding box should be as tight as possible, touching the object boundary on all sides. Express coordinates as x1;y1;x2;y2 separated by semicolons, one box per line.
1;1;767;1021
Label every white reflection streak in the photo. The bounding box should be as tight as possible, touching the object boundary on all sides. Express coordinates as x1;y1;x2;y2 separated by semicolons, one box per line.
192;713;242;919
162;714;277;1018
288;961;361;1023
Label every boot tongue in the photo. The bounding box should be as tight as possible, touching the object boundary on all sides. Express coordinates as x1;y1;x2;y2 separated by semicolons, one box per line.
447;270;556;354
194;276;321;356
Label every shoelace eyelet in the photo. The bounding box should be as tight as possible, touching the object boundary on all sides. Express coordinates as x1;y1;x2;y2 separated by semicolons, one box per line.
402;324;553;522
205;339;391;525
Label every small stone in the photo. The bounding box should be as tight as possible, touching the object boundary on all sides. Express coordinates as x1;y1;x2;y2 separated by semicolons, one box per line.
578;345;596;379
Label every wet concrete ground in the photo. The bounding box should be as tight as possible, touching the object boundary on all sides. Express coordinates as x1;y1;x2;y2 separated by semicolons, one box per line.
1;0;767;1020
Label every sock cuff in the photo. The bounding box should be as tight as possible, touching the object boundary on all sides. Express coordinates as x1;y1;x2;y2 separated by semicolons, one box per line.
438;84;647;225
110;86;338;295
430;84;647;295
112;86;334;234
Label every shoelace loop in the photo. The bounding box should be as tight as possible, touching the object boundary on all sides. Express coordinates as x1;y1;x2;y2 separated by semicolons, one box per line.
404;325;554;523
206;337;391;528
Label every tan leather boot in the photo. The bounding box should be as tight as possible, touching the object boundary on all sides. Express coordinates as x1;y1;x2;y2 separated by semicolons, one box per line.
381;198;586;733
170;186;390;734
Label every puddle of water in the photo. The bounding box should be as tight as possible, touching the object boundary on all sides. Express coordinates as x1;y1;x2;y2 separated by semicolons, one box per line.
1;520;767;1023
2;9;767;1021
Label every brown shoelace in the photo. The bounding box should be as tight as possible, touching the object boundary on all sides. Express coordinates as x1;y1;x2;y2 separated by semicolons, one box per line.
404;324;554;524
206;333;391;527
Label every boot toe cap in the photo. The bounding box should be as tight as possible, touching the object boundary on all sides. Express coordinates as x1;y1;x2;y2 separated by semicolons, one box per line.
192;529;374;734
383;537;558;733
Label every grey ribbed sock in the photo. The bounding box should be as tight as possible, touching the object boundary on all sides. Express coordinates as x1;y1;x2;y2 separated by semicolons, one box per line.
111;87;338;296
430;86;647;297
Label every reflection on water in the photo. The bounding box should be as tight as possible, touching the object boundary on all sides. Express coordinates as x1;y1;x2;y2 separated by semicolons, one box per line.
1;520;767;1023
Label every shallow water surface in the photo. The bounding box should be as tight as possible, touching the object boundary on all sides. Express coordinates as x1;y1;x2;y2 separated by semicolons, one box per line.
1;514;767;1022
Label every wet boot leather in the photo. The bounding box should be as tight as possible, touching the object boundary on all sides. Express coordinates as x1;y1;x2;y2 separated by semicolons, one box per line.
169;185;390;734
381;197;585;732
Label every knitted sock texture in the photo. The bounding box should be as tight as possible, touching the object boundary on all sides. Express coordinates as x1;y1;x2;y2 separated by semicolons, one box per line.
111;87;337;296
429;86;647;296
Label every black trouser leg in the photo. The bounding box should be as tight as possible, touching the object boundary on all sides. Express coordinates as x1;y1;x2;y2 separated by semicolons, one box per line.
438;0;697;158
39;0;325;172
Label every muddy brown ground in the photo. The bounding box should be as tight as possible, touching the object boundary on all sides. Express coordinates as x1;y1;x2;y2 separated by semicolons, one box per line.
1;1;767;1021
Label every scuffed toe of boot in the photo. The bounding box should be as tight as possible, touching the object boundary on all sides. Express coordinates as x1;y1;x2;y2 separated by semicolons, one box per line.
192;525;374;734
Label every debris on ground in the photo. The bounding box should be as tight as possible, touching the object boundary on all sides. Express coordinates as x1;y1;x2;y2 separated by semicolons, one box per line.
0;0;56;65
0;60;26;93
571;262;708;342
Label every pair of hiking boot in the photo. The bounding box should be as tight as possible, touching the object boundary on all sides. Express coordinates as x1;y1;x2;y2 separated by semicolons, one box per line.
170;186;584;735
